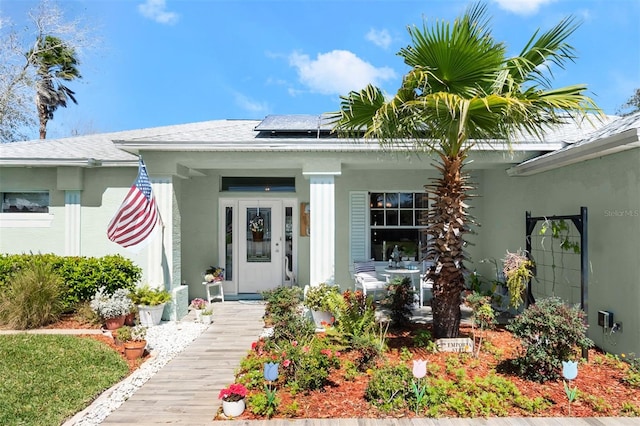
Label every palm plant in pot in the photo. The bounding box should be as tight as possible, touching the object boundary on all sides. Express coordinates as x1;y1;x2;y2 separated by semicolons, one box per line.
117;324;148;360
130;285;172;327
303;283;340;329
89;287;133;330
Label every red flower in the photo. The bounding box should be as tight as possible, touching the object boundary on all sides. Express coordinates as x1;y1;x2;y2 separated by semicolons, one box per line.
218;383;248;402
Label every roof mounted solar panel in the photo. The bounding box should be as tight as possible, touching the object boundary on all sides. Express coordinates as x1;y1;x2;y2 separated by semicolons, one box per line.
254;114;334;133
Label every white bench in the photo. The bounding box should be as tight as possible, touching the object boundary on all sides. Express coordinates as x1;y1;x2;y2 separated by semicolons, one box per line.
202;281;224;303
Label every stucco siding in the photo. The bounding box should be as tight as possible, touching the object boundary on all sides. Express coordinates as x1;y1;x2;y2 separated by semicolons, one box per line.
478;149;640;356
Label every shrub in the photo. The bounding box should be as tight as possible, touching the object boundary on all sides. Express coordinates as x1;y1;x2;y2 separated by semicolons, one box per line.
0;253;140;311
506;297;593;382
274;338;341;392
261;286;314;343
0;257;66;329
464;291;496;357
365;363;412;412
382;277;414;327
325;289;377;348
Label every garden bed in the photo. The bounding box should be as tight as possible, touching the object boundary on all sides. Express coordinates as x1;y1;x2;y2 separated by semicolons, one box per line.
230;323;639;419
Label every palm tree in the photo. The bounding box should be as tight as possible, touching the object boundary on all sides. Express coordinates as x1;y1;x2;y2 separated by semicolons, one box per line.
28;35;81;139
330;2;600;338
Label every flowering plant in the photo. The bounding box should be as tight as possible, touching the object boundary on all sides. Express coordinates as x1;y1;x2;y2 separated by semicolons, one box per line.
204;266;224;282
249;215;264;233
190;298;207;310
90;287;133;319
218;383;247;402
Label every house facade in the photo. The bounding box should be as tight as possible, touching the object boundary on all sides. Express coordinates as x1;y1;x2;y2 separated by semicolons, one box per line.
1;113;638;356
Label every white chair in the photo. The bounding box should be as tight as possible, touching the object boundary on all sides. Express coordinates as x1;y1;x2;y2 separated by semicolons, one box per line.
419;261;434;307
353;260;387;299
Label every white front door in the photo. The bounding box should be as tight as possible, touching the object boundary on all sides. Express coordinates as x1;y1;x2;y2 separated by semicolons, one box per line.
238;200;283;293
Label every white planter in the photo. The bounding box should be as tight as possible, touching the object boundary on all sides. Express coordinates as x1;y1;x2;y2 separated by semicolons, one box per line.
138;303;166;327
201;314;212;325
222;398;245;417
311;310;333;329
194;309;202;322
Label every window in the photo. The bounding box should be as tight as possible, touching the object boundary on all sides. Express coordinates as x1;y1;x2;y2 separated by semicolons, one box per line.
1;192;49;213
221;177;295;192
369;192;428;262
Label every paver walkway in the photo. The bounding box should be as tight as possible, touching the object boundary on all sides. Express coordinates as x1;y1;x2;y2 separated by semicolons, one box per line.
81;301;633;426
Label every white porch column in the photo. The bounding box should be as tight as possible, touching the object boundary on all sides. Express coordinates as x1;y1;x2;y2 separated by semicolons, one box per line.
304;170;340;286
64;190;81;255
147;177;179;290
148;176;187;321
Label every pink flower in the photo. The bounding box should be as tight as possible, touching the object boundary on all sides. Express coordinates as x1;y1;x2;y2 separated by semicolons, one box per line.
335;351;341;357
283;359;291;368
292;341;298;347
412;359;427;379
218;383;248;402
320;348;332;357
303;346;310;353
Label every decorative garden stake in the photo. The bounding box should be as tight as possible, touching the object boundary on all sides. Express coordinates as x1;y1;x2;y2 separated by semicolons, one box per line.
562;360;578;416
411;359;427;414
263;362;279;418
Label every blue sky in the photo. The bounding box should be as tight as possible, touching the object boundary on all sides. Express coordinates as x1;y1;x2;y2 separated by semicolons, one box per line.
3;0;639;139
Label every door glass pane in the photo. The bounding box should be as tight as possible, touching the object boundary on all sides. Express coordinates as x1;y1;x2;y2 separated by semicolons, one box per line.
247;207;271;262
225;207;233;280
285;206;293;283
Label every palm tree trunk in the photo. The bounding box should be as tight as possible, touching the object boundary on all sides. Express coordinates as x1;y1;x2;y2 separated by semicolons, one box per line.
426;153;473;338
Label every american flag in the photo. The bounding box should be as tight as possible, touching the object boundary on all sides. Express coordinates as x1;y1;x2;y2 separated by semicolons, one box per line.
107;159;159;248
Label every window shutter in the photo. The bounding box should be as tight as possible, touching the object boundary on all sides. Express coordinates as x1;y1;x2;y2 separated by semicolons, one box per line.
349;191;369;268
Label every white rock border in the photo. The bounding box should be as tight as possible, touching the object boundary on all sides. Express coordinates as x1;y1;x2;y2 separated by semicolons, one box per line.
63;320;208;426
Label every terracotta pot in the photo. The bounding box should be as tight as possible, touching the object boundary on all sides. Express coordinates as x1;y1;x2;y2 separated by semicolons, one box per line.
123;340;147;360
124;312;136;326
104;315;126;330
222;398;245;417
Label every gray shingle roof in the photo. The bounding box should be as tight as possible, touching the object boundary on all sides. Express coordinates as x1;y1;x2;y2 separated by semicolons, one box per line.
0;114;626;167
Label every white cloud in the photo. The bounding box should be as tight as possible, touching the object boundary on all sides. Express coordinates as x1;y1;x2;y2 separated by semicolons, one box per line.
288;50;396;96
492;0;556;15
366;28;392;49
233;92;269;115
138;0;179;25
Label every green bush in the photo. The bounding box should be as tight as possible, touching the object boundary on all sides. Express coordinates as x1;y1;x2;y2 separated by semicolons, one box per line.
130;284;171;306
261;286;314;343
382;277;415;327
364;363;413;412
325;289;377;348
274;338;341;392
506;297;593;382
0;253;141;311
0;257;66;329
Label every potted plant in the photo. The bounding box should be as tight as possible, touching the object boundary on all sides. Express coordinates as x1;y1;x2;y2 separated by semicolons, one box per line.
200;306;213;325
218;383;248;417
189;297;208;322
117;324;148;360
89;287;133;330
502;250;535;309
304;283;340;328
130;285;172;327
204;266;224;283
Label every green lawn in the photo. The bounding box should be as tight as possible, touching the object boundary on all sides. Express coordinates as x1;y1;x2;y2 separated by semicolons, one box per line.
0;334;129;426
